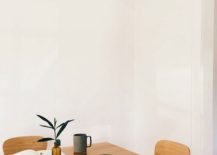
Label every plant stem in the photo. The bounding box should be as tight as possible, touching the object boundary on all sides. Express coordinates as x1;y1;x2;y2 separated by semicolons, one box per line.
54;127;57;141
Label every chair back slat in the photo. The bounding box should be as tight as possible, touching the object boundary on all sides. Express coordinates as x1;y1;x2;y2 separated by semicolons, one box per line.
3;136;47;155
155;140;190;155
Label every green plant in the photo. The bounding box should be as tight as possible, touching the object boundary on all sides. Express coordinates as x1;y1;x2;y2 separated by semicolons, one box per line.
37;114;74;146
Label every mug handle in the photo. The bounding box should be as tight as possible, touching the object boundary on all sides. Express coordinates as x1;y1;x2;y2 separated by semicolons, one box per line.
87;136;92;147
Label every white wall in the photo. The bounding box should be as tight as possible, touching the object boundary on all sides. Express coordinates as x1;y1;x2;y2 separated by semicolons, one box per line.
0;0;134;154
132;0;214;154
133;0;192;154
0;0;215;155
214;0;217;153
201;0;214;154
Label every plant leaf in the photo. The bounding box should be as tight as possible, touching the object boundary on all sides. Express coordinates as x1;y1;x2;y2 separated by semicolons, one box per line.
56;119;74;138
37;137;54;142
37;115;54;129
56;122;67;138
54;118;57;128
57;119;74;129
40;125;53;129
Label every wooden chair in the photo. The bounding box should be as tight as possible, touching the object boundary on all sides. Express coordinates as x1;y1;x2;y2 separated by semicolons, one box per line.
155;140;190;155
3;136;47;155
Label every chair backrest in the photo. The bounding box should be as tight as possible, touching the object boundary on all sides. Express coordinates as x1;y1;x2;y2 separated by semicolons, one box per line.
155;140;190;155
3;136;47;155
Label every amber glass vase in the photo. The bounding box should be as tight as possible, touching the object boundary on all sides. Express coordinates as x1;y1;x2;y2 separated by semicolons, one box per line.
52;144;61;155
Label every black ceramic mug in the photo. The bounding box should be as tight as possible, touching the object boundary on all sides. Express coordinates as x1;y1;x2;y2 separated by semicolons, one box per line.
73;133;92;154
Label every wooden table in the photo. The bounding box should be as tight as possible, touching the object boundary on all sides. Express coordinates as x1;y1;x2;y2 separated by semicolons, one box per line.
62;142;138;155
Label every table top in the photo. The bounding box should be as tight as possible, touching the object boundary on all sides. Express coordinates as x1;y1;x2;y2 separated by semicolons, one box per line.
62;142;138;155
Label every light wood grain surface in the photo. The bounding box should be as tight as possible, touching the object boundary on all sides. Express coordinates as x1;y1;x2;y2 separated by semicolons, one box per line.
62;142;138;155
3;136;47;155
155;140;190;155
